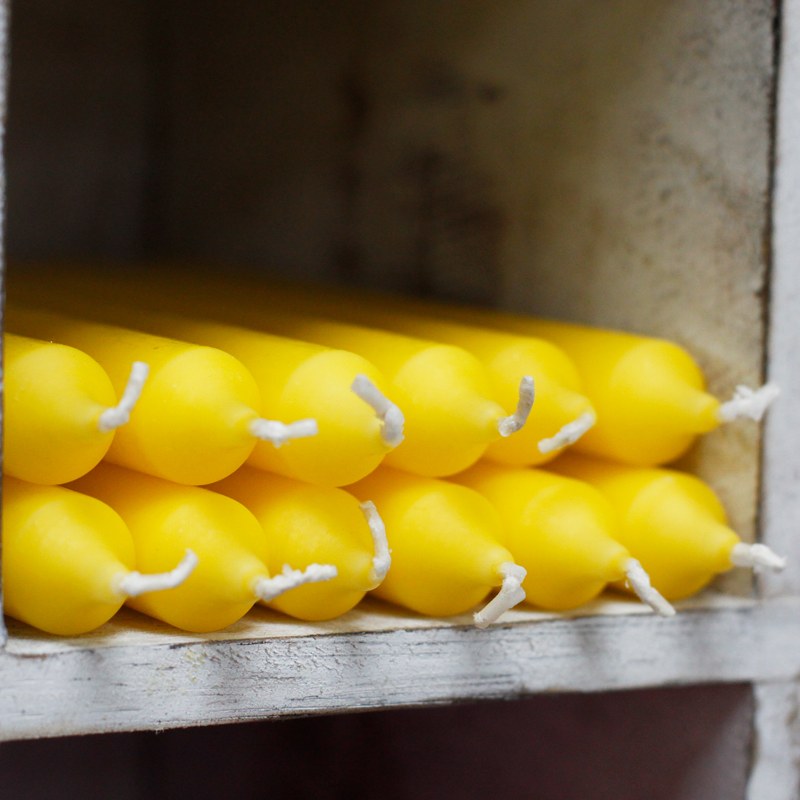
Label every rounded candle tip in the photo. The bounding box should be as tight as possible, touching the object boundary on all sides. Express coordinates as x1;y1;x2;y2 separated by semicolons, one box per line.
497;376;535;438
116;548;199;598
351;374;405;447
537;410;597;454
98;360;150;432
250;417;319;447
624;559;676;617
473;562;527;628
253;562;338;603
360;500;391;586
730;542;787;573
717;383;780;424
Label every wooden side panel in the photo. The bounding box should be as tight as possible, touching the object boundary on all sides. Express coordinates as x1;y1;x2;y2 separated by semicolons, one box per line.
157;2;774;580
0;684;754;800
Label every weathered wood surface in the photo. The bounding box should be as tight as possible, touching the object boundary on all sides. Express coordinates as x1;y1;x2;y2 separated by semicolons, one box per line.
762;0;800;600
1;596;798;742
748;682;800;800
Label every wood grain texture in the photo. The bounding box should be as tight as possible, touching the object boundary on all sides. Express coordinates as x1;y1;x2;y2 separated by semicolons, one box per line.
0;596;797;742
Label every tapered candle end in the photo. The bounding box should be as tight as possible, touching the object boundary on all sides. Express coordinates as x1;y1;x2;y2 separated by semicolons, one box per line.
537;410;597;454
360;500;392;587
116;548;199;597
351;374;405;447
250;417;319;447
253;563;339;602
473;562;527;628
717;383;780;424
623;559;676;617
497;376;535;438
98;361;150;432
730;542;787;573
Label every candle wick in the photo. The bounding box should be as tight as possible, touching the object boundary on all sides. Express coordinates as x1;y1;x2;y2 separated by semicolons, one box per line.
537;410;597;454
97;361;150;432
360;500;391;587
623;559;676;617
350;374;405;447
253;563;338;602
115;548;199;598
249;417;319;447
497;376;535;437
473;562;527;628
717;382;780;423
730;542;787;573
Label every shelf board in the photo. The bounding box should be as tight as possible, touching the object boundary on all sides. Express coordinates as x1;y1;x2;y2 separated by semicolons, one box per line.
1;593;798;742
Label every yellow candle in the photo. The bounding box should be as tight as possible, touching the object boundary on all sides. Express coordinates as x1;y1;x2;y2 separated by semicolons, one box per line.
2;477;196;635
85;310;404;487
550;454;786;600
70;464;337;632
410;306;777;466
210;466;390;620
6;308;317;485
451;462;673;615
222;310;532;478
4;333;148;485
8;267;528;477
185;278;596;465
347;467;526;626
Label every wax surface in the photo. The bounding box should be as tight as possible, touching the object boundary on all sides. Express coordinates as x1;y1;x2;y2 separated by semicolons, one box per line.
453;462;631;610
211;467;379;620
7;308;266;485
347;467;512;617
2;477;135;635
191;279;596;466
419;306;720;466
71;464;270;632
4;333;118;484
240;314;507;477
99;312;395;487
8;274;505;477
550;454;741;600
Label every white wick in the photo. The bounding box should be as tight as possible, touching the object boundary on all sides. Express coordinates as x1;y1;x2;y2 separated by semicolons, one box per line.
253;563;338;602
98;361;150;432
115;549;198;598
624;558;676;617
249;417;319;447
717;383;780;423
351;374;405;447
537;410;597;454
497;376;535;437
730;542;787;573
360;500;391;586
473;562;527;628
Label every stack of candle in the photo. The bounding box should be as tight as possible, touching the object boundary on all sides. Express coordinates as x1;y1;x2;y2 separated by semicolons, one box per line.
1;264;785;636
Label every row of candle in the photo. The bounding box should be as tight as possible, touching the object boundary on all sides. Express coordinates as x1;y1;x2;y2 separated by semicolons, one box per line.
1;265;785;637
7;448;783;636
7;264;774;485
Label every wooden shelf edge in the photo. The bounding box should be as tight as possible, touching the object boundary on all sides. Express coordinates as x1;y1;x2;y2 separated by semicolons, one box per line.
1;596;798;742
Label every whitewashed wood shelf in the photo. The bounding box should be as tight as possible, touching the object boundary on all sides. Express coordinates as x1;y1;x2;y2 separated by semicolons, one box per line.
4;2;800;796
2;593;799;742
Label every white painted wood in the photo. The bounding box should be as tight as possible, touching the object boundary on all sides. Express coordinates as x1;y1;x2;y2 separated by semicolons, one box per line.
762;0;800;598
0;596;798;742
748;682;800;800
750;5;800;799
0;5;794;782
